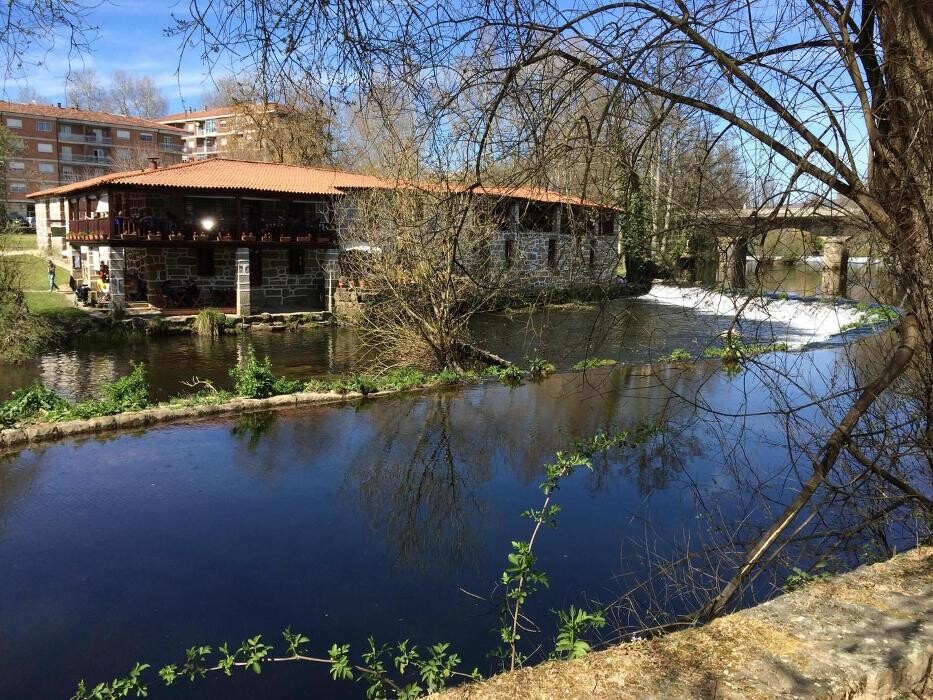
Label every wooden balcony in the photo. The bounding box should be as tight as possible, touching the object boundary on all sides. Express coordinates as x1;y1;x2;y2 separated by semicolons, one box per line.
65;217;338;248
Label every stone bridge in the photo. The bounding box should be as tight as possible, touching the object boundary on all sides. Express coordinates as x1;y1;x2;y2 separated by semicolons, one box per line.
703;204;869;295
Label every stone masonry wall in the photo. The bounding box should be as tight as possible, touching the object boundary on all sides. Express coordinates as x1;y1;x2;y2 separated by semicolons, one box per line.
125;247;237;301
249;249;326;311
491;231;619;290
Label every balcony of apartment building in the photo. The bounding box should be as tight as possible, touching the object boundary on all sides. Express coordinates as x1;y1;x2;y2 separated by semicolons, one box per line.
59;151;112;166
58;130;114;146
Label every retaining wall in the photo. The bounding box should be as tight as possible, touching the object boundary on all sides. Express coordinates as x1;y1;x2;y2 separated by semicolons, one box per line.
440;548;932;699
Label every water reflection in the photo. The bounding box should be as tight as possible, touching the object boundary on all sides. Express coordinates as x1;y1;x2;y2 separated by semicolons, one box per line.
0;346;896;699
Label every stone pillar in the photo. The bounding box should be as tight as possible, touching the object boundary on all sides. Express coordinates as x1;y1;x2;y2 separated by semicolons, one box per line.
716;236;748;290
821;236;849;297
323;249;339;314
109;246;126;312
236;247;252;317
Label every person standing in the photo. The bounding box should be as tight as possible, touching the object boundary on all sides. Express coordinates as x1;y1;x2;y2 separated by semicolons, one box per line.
47;260;56;292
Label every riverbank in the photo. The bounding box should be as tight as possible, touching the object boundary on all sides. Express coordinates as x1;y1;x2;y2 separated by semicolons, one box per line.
439;547;932;699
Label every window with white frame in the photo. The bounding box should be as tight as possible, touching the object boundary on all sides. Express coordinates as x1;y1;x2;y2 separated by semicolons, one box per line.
139;132;153;141
116;129;130;140
37;142;53;153
37;120;52;132
38;162;55;173
9;161;24;170
10;182;27;193
5;117;22;128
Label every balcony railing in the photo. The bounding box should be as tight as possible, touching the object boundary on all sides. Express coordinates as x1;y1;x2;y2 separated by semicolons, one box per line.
59;153;111;165
68;217;112;239
59;132;113;145
160;142;184;152
66;217;338;248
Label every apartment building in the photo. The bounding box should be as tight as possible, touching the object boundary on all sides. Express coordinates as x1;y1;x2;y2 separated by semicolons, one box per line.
158;105;282;161
1;102;186;219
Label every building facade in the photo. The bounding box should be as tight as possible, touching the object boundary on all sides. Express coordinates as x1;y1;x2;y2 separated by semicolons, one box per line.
1;102;186;220
158;105;281;162
28;159;619;316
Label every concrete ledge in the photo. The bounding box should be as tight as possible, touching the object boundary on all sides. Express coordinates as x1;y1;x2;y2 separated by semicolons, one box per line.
0;390;368;452
439;548;932;699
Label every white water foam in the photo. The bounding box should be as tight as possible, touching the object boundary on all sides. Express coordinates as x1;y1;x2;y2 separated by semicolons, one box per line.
644;285;861;349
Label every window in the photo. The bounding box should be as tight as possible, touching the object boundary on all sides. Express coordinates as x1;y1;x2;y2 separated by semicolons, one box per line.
249;248;262;286
37;142;53;153
38;163;55;173
547;239;557;269
37;120;52;132
196;249;216;277
204;119;216;134
139;133;153;142
8;161;24;170
162;136;173;147
5;118;22;128
504;238;514;266
288;248;305;275
220;137;228;146
116;129;130;140
10;182;27;193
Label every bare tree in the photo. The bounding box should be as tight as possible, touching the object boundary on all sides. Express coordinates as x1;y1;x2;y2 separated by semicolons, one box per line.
107;70;167;118
0;0;99;82
65;67;107;111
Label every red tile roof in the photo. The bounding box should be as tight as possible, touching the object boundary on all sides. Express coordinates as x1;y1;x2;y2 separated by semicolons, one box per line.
27;158;607;208
0;101;186;133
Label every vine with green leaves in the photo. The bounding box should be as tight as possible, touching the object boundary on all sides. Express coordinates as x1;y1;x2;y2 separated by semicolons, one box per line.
70;428;654;699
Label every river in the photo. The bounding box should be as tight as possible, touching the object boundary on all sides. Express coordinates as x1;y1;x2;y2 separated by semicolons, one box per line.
0;262;904;698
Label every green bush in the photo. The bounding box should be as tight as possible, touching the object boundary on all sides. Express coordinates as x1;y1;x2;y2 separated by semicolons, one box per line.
527;357;556;378
493;364;524;385
666;348;692;362
0;383;71;427
379;367;428;390
230;346;278;398
103;363;150;410
840;302;901;331
272;376;304;395
571;358;617;370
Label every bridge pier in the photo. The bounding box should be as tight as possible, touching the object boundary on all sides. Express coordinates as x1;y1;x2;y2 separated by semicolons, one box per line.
716;236;748;290
820;236;849;297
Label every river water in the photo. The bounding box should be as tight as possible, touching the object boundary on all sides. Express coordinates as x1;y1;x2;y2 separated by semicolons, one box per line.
0;262;902;698
0;261;882;402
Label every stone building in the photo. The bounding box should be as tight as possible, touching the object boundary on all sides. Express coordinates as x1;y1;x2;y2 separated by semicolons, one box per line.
28;158;619;316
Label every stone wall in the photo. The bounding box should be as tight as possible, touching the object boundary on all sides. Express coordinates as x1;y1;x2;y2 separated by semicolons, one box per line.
440;548;933;700
249;249;327;311
125;247;237;304
491;231;619;290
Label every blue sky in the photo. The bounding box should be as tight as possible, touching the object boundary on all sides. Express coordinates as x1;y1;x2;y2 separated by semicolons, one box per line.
3;0;233;113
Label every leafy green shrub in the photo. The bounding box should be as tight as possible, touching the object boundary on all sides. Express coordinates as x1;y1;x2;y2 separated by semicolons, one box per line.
571;358;617;370
103;363;150;411
272;376;304;395
230;346;278;398
0;383;71;427
346;375;379;396
782;561;833;592
666;348;692;362
527;357;556;378
429;368;461;385
379;367;428;390
703;339;788;360
494;364;524;385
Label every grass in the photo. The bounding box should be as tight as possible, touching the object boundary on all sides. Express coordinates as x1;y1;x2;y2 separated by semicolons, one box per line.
9;254;69;290
1;233;38;250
